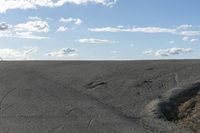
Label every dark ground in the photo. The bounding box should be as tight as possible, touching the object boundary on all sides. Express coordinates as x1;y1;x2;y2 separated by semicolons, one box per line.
0;60;200;133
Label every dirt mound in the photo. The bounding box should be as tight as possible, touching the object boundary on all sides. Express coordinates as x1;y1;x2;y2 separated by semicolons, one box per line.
146;81;200;132
177;94;200;132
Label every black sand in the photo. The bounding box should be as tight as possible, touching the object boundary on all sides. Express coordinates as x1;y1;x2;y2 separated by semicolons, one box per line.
0;60;200;133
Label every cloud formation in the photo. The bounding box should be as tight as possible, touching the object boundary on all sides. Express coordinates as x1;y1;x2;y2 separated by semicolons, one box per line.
57;26;68;32
0;47;38;60
0;20;49;39
190;38;199;43
15;20;49;32
89;24;200;38
28;16;42;21
0;22;9;30
47;48;77;57
144;47;193;57
89;26;176;33
0;0;117;13
177;24;192;30
60;17;82;25
78;38;116;44
180;31;200;36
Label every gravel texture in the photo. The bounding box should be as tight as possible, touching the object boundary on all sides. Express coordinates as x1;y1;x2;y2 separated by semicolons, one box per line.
0;60;200;133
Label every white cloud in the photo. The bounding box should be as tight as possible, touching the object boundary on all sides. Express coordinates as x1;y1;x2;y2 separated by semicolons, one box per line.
0;48;21;58
182;36;189;41
190;38;199;43
155;48;193;57
177;24;192;30
57;26;68;32
144;47;193;57
0;0;117;13
89;26;176;33
0;20;49;39
0;22;9;30
78;38;116;44
15;32;49;39
47;48;78;57
28;16;41;20
0;47;38;60
180;31;200;36
59;17;82;25
15;20;49;32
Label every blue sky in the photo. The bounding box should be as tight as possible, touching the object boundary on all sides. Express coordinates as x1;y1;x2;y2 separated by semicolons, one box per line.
0;0;200;60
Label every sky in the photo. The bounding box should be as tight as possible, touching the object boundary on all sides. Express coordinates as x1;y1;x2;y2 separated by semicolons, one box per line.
0;0;200;60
